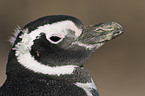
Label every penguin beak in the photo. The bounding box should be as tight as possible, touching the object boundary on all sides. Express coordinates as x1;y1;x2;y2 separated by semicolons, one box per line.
77;22;124;46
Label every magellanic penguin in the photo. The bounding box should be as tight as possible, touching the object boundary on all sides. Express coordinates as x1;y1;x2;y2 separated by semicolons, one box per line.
0;15;124;96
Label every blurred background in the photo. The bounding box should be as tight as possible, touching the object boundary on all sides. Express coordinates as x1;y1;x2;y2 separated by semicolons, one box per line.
0;0;145;96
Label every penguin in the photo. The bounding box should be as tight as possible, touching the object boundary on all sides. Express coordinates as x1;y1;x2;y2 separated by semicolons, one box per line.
0;15;124;96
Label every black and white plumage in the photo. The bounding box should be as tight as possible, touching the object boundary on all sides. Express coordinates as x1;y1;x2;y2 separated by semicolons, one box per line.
0;15;124;96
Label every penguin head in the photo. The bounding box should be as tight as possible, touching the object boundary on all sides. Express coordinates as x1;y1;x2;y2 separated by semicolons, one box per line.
10;15;124;76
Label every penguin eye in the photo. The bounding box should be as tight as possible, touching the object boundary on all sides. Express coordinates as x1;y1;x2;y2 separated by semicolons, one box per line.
49;36;63;44
50;36;61;42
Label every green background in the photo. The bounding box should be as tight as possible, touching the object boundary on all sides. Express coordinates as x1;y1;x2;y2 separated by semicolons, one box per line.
0;0;145;96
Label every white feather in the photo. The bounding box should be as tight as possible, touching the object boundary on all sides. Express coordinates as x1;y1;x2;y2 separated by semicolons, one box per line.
9;25;22;45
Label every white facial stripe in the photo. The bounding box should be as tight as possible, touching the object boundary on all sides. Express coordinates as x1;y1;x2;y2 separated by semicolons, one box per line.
16;50;77;76
72;41;104;50
75;79;97;96
13;23;80;76
29;20;82;43
57;20;82;37
11;20;82;46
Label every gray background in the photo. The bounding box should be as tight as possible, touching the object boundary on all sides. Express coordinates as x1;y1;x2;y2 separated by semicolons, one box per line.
0;0;145;96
